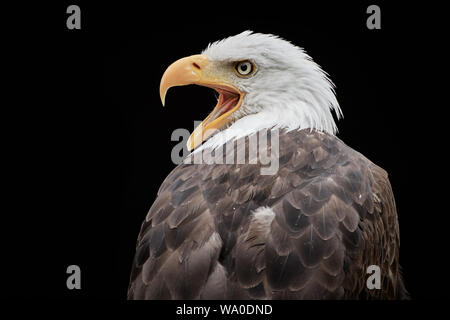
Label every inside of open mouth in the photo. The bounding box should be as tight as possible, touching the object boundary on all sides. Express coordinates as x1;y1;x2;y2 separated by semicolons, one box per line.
205;86;240;124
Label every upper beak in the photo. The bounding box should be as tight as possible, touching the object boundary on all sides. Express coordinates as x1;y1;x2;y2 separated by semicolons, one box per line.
160;54;244;151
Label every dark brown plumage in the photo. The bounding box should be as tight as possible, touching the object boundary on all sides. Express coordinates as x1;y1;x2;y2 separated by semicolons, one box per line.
128;129;407;299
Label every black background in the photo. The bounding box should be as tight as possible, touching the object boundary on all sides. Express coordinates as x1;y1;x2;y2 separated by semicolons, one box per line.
3;0;446;306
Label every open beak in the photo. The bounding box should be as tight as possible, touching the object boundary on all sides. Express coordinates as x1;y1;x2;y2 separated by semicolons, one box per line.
160;54;245;151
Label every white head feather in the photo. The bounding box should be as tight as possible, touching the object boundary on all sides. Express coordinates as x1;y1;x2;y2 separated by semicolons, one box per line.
196;31;342;151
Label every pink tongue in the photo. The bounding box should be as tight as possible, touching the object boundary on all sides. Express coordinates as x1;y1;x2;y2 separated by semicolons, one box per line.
205;95;238;125
220;96;239;113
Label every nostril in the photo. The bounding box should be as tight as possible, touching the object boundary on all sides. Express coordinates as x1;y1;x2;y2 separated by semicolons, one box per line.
192;62;201;70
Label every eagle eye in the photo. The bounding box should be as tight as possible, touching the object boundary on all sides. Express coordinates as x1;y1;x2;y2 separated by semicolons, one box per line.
234;61;255;77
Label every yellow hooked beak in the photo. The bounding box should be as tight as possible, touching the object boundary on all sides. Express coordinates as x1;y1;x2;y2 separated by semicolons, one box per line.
160;54;245;151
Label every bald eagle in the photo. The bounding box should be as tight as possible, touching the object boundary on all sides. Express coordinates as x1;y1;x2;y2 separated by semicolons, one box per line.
128;31;407;299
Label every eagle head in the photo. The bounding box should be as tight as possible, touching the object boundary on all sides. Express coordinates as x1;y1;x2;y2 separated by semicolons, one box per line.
160;31;342;151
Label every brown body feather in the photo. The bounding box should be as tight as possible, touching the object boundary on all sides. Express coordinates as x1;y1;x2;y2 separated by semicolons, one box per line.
128;129;407;299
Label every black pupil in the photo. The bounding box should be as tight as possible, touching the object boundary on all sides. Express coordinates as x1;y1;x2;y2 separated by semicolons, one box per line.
240;63;248;72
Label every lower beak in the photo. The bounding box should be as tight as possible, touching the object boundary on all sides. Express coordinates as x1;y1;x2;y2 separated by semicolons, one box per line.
160;54;244;151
